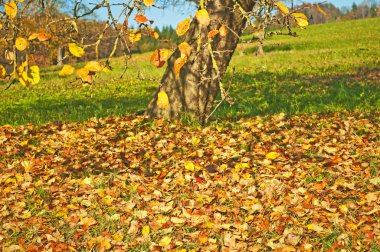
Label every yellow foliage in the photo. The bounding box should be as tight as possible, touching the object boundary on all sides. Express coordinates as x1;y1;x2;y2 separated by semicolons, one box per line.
178;42;191;58
157;90;169;109
196;9;210;26
15;37;29;51
59;65;75;76
68;43;85;57
275;2;289;16
176;18;190;36
143;0;154;6
5;1;18;19
0;65;6;79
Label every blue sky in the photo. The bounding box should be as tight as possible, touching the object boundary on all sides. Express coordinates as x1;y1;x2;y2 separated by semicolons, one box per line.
96;0;366;28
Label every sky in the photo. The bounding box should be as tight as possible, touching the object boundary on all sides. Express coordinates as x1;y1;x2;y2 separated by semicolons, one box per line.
95;0;367;28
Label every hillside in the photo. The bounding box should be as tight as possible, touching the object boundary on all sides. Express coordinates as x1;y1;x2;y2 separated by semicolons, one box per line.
0;18;379;125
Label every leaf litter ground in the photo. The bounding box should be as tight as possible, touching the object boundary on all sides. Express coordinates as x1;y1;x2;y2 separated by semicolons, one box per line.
0;113;379;251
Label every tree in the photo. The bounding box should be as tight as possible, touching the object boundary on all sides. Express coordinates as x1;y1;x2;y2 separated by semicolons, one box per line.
0;0;323;123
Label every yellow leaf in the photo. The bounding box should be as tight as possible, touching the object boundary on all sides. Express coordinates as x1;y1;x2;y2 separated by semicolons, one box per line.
316;4;327;15
307;223;324;232
158;236;172;247
178;42;191;58
21;160;33;172
157;90;169;109
174;56;187;78
142;225;150;235
265;151;280;160
369;177;380;185
28;33;39;41
5;1;18;19
176;18;191;36
147;26;159;39
143;0;154;7
5;50;14;61
85;61;103;72
68;43;85;57
292;13;309;28
19;65;40;87
339;204;348;214
68;246;77;252
184;161;195;171
219;24;227;37
5;177;16;184
0;24;3;29
102;195;113;205
113;232;124;242
79;217;97;227
80;177;93;185
98;238;111;250
20;210;31;219
15;37;29;51
59;65;75;76
0;65;6;79
129;30;142;43
102;66;111;73
275;2;289;16
196;9;210;26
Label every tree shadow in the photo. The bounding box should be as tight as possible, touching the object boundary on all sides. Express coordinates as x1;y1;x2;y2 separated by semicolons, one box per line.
0;95;152;125
216;66;380;119
243;43;293;55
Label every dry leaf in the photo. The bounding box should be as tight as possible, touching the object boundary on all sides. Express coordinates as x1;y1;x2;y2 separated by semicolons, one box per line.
176;18;191;36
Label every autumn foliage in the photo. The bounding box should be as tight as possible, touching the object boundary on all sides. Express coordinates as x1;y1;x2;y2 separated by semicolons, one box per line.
0;113;379;250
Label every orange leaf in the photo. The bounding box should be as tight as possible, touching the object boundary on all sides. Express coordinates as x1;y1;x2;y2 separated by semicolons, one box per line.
316;4;327;15
135;14;148;24
150;49;169;68
174;56;187;78
37;32;51;41
176;18;190;36
208;29;219;38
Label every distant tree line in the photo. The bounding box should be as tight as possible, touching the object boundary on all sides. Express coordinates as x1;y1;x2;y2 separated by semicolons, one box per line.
293;0;379;24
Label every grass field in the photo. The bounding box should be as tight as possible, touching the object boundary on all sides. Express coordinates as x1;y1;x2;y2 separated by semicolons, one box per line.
0;17;379;125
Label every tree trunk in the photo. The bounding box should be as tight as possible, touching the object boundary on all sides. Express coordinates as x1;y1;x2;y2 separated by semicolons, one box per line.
57;46;63;66
146;0;256;123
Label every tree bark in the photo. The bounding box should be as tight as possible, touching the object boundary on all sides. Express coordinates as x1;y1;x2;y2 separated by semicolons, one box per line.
146;0;256;123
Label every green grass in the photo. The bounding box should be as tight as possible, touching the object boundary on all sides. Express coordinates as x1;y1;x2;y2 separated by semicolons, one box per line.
1;17;379;125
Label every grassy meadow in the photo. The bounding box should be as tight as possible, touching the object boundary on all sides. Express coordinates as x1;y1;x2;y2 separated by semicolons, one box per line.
0;17;379;125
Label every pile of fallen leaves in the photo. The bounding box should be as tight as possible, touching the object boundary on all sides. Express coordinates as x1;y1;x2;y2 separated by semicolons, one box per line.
0;113;379;251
